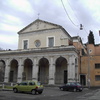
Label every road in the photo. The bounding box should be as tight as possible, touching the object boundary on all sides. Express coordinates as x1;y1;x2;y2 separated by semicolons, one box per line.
0;87;100;100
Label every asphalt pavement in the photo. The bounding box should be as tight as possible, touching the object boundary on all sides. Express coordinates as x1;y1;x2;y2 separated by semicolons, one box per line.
0;87;100;100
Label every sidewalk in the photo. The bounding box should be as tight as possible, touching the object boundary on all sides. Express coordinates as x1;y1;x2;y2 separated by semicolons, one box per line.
77;88;100;100
0;87;13;91
0;86;89;91
88;89;100;100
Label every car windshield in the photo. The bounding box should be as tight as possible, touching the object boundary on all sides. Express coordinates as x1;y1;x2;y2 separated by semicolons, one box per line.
66;83;70;85
29;82;35;85
37;82;41;86
20;82;28;85
76;83;81;86
66;82;81;86
71;83;76;85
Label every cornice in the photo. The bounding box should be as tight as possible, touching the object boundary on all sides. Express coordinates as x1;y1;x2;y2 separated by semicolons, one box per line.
0;46;77;56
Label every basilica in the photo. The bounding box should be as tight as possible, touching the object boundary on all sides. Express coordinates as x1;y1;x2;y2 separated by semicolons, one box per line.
0;19;100;86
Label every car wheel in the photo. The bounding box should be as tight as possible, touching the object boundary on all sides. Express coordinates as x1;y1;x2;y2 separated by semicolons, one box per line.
13;88;18;93
38;91;42;94
73;88;77;92
31;90;36;95
79;90;82;92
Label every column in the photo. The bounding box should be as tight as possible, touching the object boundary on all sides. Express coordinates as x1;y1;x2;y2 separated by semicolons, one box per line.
68;55;75;82
32;57;39;81
17;58;24;83
4;59;10;82
49;56;55;85
75;59;79;82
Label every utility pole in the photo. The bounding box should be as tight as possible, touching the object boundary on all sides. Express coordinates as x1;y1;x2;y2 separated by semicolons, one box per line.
87;43;90;88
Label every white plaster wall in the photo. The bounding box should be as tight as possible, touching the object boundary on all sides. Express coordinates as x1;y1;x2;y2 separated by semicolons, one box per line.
18;29;69;49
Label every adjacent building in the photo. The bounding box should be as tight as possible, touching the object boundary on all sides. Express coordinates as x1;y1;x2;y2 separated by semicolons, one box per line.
80;43;100;86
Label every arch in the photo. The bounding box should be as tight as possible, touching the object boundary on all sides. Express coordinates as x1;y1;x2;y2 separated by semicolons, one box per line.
23;58;33;81
55;57;68;84
38;57;49;84
9;59;18;82
0;60;5;82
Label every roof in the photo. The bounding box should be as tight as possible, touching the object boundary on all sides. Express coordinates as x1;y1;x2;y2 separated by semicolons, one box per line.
72;36;83;44
18;19;72;38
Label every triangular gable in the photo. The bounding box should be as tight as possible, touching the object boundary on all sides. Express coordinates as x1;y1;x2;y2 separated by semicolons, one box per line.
18;19;72;39
18;19;61;34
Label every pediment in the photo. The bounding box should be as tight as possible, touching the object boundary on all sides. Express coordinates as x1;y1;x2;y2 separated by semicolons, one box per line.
18;19;61;34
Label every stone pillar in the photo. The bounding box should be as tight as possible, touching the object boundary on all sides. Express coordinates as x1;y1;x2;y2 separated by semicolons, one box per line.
4;59;10;82
68;55;75;82
49;56;55;85
32;57;39;81
75;64;78;82
17;58;24;83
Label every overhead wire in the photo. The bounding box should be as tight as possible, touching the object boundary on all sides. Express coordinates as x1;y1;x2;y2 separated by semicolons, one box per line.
67;0;90;34
67;0;80;25
63;0;89;35
61;0;79;27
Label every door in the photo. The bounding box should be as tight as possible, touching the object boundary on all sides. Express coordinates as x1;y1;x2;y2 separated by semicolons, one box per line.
64;70;67;84
18;82;28;91
9;71;14;82
80;75;86;85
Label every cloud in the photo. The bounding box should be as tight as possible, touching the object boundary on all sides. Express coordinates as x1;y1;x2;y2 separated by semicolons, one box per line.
0;34;18;43
3;0;33;13
0;23;20;32
0;34;18;50
0;0;100;49
64;0;100;43
0;13;22;33
85;0;100;21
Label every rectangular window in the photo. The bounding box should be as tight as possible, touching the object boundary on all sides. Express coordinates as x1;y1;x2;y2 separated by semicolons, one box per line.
48;37;54;47
23;40;28;49
95;64;100;69
82;49;86;55
95;75;100;81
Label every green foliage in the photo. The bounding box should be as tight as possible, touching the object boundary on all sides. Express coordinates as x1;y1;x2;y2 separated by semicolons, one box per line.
88;30;95;44
0;85;13;89
4;86;13;89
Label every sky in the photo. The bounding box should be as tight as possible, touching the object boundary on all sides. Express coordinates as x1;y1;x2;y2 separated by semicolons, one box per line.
0;0;100;50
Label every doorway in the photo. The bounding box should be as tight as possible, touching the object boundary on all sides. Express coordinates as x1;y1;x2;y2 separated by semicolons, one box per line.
55;57;68;84
64;70;67;84
9;71;14;82
80;75;86;85
38;58;49;84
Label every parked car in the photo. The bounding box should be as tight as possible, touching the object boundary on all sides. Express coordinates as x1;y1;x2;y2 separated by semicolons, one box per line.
59;82;83;92
13;81;44;95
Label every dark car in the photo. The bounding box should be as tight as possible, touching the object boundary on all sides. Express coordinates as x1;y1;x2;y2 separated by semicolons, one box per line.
59;82;83;92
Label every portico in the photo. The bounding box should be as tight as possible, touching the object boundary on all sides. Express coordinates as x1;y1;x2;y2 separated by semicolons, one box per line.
0;19;79;85
0;46;78;85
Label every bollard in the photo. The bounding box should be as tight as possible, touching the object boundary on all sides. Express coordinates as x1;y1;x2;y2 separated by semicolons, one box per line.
11;83;13;86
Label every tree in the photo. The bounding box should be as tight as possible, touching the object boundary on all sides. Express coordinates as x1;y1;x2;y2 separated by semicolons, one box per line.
88;30;95;44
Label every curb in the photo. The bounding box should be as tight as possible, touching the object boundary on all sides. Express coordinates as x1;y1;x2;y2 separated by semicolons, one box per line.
0;89;13;91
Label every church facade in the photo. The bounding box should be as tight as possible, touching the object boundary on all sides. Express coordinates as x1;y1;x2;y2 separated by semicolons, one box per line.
0;19;79;85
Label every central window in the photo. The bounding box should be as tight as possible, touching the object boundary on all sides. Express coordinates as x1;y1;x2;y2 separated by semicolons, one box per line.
23;40;28;49
48;37;54;47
